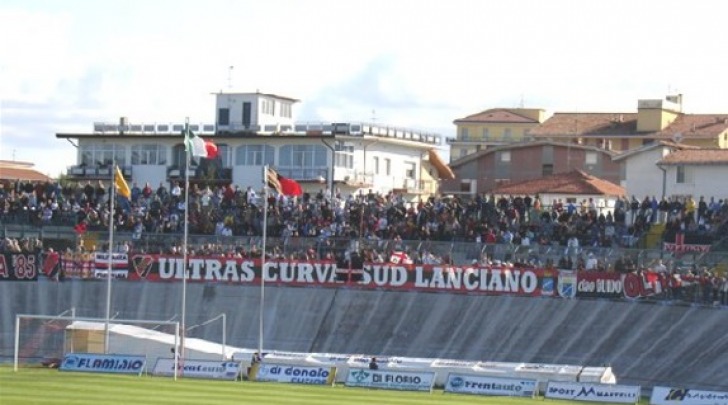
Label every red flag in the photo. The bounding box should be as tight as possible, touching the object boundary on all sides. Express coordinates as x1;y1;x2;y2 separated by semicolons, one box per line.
267;168;302;196
389;251;412;265
205;141;218;158
279;176;302;196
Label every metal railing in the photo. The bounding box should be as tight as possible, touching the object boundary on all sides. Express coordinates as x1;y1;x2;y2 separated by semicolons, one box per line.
5;222;727;272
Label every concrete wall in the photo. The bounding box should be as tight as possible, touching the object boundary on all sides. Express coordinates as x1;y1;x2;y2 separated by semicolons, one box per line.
1;280;727;391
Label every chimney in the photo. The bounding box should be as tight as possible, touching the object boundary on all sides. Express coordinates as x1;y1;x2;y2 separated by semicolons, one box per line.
119;117;129;135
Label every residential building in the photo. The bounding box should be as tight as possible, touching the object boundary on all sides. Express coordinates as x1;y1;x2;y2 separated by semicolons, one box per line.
442;141;619;195
0;160;53;183
55;92;453;201
656;149;728;200
489;169;625;216
528;95;728;152
612;141;698;199
448;108;546;161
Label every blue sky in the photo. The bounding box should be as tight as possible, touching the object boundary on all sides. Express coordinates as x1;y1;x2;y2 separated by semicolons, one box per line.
1;0;726;177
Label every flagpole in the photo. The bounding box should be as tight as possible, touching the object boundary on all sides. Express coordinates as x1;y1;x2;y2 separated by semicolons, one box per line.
104;161;116;354
181;118;190;374
259;165;268;355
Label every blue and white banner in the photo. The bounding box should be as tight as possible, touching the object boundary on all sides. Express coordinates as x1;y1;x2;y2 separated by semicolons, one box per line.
60;353;146;375
445;373;537;397
650;387;728;405
546;381;640;404
152;358;241;380
251;363;336;385
345;368;435;392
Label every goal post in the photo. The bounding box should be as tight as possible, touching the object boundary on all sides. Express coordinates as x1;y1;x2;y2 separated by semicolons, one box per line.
14;314;180;378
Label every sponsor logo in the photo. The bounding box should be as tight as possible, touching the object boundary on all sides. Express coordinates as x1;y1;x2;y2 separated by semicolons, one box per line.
351;369;370;383
651;386;728;405
450;376;464;388
132;255;154;279
558;271;577;298
666;389;689;401
60;353;145;374
255;364;333;385
546;382;639;404
346;369;434;392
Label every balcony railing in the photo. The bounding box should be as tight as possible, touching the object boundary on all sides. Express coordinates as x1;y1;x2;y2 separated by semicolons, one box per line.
65;165;132;179
447;136;535;144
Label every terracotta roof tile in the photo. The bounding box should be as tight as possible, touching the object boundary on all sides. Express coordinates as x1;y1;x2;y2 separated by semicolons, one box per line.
491;170;625;196
612;141;699;161
454;109;539;124
658;149;728;165
650;114;728;139
529;113;637;137
0;162;53;182
530;112;728;140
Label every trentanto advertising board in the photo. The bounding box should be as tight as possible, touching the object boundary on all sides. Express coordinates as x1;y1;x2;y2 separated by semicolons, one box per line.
444;373;537;397
650;386;728;405
152;358;241;380
251;363;336;385
545;381;640;404
345;368;435;392
60;353;146;375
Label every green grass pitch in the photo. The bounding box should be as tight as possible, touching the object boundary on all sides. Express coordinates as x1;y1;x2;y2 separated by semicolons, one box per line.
0;366;646;405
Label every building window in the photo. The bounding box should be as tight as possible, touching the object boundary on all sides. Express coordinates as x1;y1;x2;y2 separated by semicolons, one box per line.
373;156;380;174
216;144;232;168
384;158;391;175
405;162;416;179
334;141;354;169
460;180;471;192
218;108;230;125
261;99;274;115
586;152;598;165
280;103;292;118
80;143;126;166
500;151;511;162
676;165;686;183
131;144;167;165
542;164;553;176
235;145;274;166
460;127;469;140
482;128;490;139
278;144;328;179
503;128;512;141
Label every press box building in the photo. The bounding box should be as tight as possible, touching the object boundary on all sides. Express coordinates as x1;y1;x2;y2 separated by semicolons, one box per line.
56;92;454;200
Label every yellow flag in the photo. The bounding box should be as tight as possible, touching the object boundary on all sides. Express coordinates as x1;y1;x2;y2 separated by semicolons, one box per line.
114;166;131;199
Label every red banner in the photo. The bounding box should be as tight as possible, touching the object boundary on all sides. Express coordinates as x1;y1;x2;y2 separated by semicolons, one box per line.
575;270;669;299
47;253;684;301
662;243;711;253
119;254;548;296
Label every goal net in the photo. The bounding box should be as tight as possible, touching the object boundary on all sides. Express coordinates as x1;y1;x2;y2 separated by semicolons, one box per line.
14;314;180;373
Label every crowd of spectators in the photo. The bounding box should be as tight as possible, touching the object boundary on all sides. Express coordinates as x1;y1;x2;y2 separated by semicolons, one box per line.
1;179;727;255
2;177;728;306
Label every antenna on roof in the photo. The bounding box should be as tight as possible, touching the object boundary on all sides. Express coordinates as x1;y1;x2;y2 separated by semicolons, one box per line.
519;94;525;108
227;66;234;90
371;109;377;123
